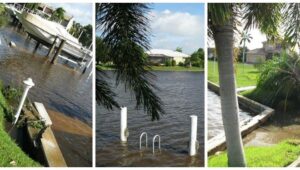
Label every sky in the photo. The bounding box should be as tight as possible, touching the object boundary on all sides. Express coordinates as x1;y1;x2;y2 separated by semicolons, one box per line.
96;3;205;55
48;3;92;26
149;3;205;54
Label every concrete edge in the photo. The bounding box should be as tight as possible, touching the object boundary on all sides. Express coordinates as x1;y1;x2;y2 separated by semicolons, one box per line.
207;81;274;156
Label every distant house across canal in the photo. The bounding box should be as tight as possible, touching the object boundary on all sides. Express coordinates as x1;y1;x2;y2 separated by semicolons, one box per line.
246;41;285;64
146;49;190;65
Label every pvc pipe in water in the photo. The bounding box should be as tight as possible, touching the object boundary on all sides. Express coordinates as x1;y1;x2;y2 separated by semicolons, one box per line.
189;115;198;156
120;107;128;142
14;78;35;125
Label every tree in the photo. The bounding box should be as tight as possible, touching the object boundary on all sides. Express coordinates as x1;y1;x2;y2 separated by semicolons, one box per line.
0;3;7;27
175;47;182;52
240;32;252;69
208;3;282;166
96;3;165;121
51;7;65;23
79;24;92;47
25;3;39;11
190;48;204;67
96;37;110;64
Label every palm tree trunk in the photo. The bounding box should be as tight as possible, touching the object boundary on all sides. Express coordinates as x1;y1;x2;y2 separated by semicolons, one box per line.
213;21;246;167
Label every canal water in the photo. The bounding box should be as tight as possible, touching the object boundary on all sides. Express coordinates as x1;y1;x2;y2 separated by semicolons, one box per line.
0;26;92;166
96;71;204;167
207;90;252;139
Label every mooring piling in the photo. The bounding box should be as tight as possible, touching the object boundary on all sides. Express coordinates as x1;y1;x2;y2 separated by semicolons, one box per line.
14;78;35;125
51;39;65;64
189;115;198;156
120;107;128;142
46;36;58;57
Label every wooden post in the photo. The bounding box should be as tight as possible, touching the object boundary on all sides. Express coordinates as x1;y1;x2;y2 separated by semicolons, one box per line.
46;36;58;57
33;42;40;53
51;39;65;64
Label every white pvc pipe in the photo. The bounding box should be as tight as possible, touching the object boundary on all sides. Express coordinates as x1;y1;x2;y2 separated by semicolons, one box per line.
189;115;198;156
14;78;35;125
120;107;127;142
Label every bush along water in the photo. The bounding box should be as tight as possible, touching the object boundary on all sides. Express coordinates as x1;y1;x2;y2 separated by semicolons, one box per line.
245;52;300;113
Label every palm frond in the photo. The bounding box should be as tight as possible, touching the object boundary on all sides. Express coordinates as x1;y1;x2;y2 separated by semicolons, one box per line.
243;3;283;40
96;69;119;110
283;3;300;48
96;3;165;120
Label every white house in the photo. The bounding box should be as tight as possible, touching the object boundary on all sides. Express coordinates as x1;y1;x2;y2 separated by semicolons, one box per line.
145;49;190;65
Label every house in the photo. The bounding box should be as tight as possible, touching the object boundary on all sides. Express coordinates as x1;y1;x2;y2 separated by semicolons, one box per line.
246;41;285;63
145;49;190;65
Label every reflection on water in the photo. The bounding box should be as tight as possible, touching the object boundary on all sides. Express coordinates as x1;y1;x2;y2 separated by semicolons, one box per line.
207;90;252;139
97;71;204;167
0;26;92;166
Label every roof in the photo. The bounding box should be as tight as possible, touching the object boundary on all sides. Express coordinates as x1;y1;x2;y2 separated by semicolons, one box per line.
146;49;189;58
247;48;265;55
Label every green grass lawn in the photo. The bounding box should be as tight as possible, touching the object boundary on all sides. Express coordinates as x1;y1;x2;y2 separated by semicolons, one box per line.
208;60;260;87
0;89;40;167
97;65;203;72
208;140;300;167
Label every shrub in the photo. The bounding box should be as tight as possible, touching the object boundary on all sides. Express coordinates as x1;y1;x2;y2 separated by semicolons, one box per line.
165;60;172;66
253;57;265;71
245;52;300;112
171;60;176;66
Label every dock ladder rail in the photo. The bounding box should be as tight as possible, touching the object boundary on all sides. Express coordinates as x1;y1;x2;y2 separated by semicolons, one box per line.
152;135;161;154
139;132;148;150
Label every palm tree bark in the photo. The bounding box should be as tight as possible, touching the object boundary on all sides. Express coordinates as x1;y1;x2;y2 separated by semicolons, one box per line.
213;20;246;167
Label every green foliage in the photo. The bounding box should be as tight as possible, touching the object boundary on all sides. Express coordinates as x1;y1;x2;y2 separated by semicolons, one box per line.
96;37;110;64
78;24;92;47
164;60;171;66
171;60;176;66
50;7;65;22
0;3;7;28
175;47;182;52
190;48;204;67
96;3;165;120
178;62;184;66
25;3;39;11
245;53;300;112
0;88;40;167
209;140;300;167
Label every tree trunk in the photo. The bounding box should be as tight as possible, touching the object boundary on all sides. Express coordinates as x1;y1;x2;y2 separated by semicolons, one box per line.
213;21;246;167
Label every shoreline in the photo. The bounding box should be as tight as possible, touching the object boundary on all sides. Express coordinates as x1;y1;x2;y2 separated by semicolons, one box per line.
97;65;204;72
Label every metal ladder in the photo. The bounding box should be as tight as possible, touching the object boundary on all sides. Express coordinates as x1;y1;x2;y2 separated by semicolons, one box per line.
139;132;161;155
139;132;148;150
152;135;161;154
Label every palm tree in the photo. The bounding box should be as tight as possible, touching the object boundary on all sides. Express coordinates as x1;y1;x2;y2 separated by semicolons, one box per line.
25;3;39;11
208;3;282;166
96;3;165;121
240;32;252;72
51;7;65;23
